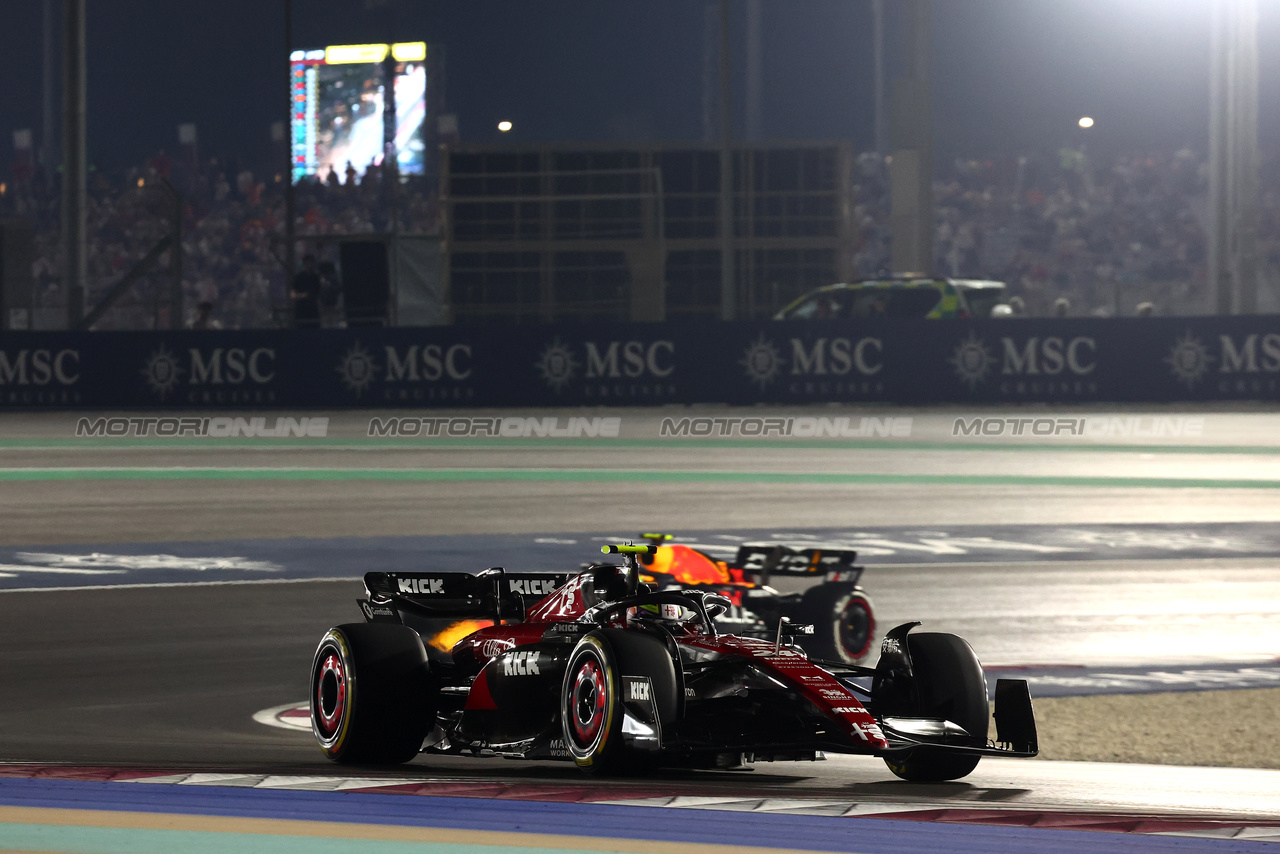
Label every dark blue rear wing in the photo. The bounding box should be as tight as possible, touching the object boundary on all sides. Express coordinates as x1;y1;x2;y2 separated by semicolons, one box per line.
733;545;862;584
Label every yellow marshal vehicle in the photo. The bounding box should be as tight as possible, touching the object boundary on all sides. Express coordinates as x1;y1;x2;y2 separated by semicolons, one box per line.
774;276;1009;321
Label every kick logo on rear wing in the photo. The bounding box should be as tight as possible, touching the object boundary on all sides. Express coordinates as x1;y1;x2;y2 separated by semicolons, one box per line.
364;570;572;620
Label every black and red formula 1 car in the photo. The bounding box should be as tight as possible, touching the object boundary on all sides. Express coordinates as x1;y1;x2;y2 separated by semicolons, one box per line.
631;533;876;664
310;544;1038;781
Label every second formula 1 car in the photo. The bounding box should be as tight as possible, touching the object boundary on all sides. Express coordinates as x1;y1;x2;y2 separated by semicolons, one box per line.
631;533;876;664
309;544;1038;782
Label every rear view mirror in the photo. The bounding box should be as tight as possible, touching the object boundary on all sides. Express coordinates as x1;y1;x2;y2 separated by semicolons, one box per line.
704;593;733;619
499;594;526;623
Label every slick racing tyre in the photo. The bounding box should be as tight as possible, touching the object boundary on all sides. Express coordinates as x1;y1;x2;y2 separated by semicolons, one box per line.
883;632;989;782
799;585;876;664
561;632;625;775
311;623;437;765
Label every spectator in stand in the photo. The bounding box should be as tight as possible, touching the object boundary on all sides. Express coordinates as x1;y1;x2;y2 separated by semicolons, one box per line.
1053;297;1071;317
189;300;222;330
11;142;1257;328
318;260;341;321
290;254;322;328
236;167;255;198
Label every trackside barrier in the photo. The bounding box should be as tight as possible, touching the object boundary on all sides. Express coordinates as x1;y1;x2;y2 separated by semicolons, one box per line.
0;316;1278;408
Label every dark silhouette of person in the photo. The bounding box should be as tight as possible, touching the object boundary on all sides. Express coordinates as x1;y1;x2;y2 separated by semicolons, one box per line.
318;260;340;312
189;301;221;330
291;254;322;328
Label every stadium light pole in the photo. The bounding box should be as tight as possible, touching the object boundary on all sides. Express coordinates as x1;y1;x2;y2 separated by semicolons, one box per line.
718;0;736;321
888;0;932;275
1209;1;1230;315
62;0;86;329
1208;0;1259;315
745;0;762;142
872;0;887;155
42;0;56;175
284;0;297;314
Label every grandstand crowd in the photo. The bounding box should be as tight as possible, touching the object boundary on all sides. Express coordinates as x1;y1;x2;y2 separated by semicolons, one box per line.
852;147;1280;317
4;146;1279;327
3;155;439;329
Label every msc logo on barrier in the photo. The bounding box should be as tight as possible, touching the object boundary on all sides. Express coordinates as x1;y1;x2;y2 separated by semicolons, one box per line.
1166;331;1280;391
337;341;473;402
950;332;1096;395
143;345;276;403
0;349;80;386
1166;333;1212;388
0;348;81;405
740;334;883;394
535;337;675;398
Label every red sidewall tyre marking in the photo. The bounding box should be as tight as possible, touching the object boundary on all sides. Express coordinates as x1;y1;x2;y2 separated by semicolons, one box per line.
838;594;876;662
563;636;619;768
314;652;345;737
571;659;606;745
310;631;354;755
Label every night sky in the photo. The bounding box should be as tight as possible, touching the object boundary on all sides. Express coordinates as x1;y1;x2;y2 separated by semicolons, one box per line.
2;0;1278;175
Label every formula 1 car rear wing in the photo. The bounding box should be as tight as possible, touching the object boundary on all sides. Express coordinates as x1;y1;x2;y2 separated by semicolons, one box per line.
733;544;863;584
363;569;572;624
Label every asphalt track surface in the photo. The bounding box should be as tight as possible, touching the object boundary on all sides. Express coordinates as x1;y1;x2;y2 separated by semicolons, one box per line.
2;407;1280;841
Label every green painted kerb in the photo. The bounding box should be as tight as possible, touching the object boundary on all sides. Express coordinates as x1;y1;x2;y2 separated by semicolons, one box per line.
1;467;1278;490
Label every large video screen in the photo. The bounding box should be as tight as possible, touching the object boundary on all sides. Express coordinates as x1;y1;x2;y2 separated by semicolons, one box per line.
290;42;428;182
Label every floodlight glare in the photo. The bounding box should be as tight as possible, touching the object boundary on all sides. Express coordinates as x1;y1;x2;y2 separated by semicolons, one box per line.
391;42;427;62
1078;116;1095;129
498;121;513;132
325;43;389;64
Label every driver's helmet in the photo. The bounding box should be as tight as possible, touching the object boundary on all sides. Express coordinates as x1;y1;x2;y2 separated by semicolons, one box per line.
627;601;695;627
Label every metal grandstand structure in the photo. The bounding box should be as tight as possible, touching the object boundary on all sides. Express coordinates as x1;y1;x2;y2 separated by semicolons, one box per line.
441;143;856;323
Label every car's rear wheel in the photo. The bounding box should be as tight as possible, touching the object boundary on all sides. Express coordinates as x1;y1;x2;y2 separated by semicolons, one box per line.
311;623;437;765
883;632;988;782
561;632;625;774
799;585;876;664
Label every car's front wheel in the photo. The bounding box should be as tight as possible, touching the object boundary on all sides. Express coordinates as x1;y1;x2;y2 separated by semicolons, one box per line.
883;632;988;782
